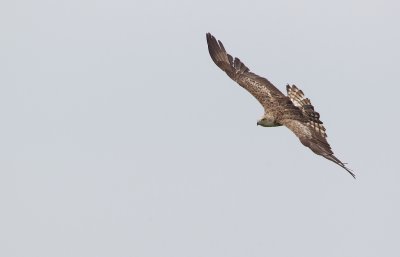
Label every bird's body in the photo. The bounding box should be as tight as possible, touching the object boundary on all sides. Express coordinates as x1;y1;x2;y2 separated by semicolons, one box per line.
206;33;355;178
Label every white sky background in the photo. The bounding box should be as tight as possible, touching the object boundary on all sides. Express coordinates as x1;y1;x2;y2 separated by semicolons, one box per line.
1;0;400;256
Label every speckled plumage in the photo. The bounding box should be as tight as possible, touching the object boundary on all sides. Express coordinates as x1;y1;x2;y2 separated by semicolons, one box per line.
206;33;355;178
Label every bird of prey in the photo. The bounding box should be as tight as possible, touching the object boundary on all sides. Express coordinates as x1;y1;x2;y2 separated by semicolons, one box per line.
206;33;355;178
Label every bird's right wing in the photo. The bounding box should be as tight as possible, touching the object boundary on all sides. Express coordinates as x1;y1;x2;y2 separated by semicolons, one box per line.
278;86;356;179
206;33;285;108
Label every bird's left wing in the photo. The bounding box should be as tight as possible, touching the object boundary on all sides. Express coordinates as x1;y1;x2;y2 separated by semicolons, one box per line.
206;33;285;108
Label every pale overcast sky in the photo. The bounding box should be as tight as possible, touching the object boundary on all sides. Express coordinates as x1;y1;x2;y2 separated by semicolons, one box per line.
1;0;400;257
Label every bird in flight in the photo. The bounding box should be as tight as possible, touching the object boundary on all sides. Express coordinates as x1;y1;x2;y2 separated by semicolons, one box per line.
206;33;355;178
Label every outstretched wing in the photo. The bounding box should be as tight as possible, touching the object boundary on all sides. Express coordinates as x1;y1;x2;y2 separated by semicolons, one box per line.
279;86;355;178
206;33;285;108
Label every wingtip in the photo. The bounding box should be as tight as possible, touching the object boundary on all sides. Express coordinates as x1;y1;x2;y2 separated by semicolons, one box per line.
339;162;356;179
206;32;215;41
348;169;356;179
323;154;356;179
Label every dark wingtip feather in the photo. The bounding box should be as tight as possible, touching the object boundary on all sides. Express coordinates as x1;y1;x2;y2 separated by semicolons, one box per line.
206;33;225;65
324;154;356;179
206;33;239;75
341;164;356;179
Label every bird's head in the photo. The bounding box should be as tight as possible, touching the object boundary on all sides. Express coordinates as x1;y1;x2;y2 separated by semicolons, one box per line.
257;117;277;127
257;118;268;127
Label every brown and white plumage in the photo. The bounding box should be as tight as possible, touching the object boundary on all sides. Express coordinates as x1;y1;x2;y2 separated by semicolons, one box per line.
206;33;355;178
